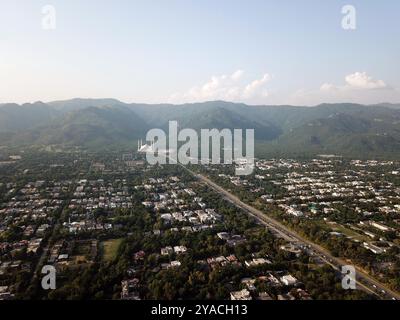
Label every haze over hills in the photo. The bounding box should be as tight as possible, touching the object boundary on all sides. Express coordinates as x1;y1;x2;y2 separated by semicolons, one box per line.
0;99;400;158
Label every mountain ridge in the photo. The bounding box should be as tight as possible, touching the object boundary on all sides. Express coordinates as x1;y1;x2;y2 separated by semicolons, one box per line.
1;99;400;157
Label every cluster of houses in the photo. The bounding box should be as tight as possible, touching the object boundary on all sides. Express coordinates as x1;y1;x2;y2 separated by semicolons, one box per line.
47;239;98;269
158;208;221;225
211;158;400;266
0;181;72;298
138;177;224;233
119;174;301;299
198;254;242;269
253;159;400;255
230;272;312;300
160;245;187;256
69;179;133;211
120;177;229;299
61;179;138;233
0;178;129;299
196;253;272;270
63;219;113;233
216;232;247;246
3;155;397;300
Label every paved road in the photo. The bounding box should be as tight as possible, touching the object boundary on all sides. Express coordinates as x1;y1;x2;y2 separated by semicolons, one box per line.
186;168;400;300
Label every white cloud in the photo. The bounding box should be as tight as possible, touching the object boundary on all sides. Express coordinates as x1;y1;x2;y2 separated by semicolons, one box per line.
344;72;387;89
243;74;271;98
231;69;244;81
168;70;272;103
320;72;388;92
288;72;396;105
320;83;337;92
168;70;397;106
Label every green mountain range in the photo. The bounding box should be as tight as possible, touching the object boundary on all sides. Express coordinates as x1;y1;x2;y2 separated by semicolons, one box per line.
0;99;399;157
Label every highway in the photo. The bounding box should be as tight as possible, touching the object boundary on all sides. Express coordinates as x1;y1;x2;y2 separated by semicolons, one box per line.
184;167;400;300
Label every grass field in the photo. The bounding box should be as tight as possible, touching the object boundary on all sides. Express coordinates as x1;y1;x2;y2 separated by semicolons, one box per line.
323;221;368;242
101;238;123;262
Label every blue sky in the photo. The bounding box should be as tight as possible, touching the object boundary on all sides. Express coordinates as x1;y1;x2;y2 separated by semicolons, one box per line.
1;0;399;105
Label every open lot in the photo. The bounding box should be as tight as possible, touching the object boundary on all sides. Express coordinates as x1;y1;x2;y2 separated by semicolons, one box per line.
101;238;123;262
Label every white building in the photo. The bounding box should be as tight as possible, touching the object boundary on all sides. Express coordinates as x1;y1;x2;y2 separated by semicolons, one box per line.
280;274;298;286
230;289;252;300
